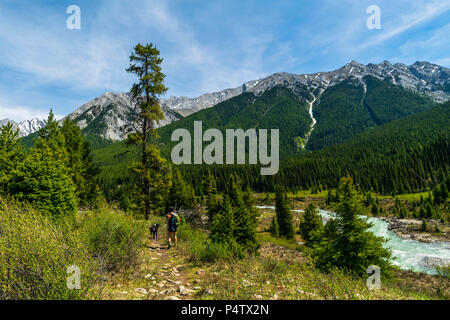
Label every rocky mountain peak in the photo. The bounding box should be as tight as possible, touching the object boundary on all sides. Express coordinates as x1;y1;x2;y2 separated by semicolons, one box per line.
0;118;45;137
5;60;449;141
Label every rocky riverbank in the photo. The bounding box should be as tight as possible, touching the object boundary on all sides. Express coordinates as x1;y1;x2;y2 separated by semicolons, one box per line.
381;217;449;243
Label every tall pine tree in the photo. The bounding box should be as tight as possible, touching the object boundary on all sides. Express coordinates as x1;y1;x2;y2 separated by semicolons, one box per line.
226;174;259;255
126;43;169;219
60;118;100;207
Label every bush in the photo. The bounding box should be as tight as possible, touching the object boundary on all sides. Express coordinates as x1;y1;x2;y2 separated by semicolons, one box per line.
435;265;450;278
177;224;243;263
0;197;97;300
78;206;146;273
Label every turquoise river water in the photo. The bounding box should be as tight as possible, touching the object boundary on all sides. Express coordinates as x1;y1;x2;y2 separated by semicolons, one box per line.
256;206;450;274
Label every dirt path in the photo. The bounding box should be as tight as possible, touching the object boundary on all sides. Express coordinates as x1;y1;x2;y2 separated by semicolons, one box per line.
101;236;204;300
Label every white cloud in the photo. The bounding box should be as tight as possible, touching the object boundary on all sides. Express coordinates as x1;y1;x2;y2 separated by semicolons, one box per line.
121;0;286;96
0;0;449;120
0;102;63;122
0;4;131;93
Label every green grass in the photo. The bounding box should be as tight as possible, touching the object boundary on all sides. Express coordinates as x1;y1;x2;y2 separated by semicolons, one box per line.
257;190;434;203
257;232;303;251
373;191;431;201
197;254;444;300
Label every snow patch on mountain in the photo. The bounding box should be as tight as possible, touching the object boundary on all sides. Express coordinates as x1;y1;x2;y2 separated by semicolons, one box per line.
4;60;449;141
0;118;45;137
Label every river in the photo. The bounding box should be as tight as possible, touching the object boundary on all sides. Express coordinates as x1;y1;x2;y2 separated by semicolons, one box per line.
256;206;450;274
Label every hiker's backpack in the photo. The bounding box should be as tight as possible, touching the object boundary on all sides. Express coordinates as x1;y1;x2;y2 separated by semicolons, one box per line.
172;212;181;226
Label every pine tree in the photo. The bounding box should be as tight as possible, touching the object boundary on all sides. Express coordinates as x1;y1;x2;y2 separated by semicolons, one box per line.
9;112;77;219
326;189;334;206
134;146;172;216
226;175;259;255
38;110;61;144
202;169;218;222
433;186;442;204
299;203;323;245
269;216;279;237
80;139;102;206
167;168;196;210
419;206;427;219
371;203;379;216
425;202;433;219
60;118;100;207
312;177;393;277
242;185;259;224
275;187;294;239
202;169;217;205
0;122;24;195
210;196;235;245
440;183;448;202
126;43;169;219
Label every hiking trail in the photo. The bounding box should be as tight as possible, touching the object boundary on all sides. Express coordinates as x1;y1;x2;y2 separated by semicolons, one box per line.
102;235;207;300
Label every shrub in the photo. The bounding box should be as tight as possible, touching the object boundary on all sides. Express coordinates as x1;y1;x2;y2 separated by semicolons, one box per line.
177;224;242;263
435;265;450;278
78;206;146;273
0;197;97;300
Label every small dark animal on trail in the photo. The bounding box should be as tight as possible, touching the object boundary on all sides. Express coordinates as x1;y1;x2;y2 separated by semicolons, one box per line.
149;223;160;240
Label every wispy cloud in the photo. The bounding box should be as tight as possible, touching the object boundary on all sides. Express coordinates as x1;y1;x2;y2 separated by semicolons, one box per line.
0;3;131;92
0;99;62;122
126;0;275;95
358;0;450;49
0;0;449;122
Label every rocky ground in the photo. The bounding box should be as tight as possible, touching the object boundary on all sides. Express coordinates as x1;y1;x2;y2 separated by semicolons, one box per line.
100;237;212;300
382;217;450;243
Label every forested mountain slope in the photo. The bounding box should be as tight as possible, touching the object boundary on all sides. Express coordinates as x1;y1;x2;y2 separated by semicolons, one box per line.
94;100;449;200
307;76;434;150
181;101;449;195
156;85;312;158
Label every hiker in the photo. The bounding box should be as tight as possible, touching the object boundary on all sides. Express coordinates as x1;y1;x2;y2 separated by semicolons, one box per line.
167;208;180;249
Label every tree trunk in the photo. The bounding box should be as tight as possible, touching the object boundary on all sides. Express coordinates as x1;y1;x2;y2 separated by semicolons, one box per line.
143;58;150;220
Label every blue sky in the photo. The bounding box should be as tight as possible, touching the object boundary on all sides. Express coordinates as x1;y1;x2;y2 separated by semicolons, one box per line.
0;0;449;121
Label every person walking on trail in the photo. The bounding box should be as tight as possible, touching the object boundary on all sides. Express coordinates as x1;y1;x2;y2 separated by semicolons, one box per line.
167;208;180;249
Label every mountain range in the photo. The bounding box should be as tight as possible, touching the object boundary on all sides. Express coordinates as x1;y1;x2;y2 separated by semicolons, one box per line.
0;118;45;137
2;60;449;141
